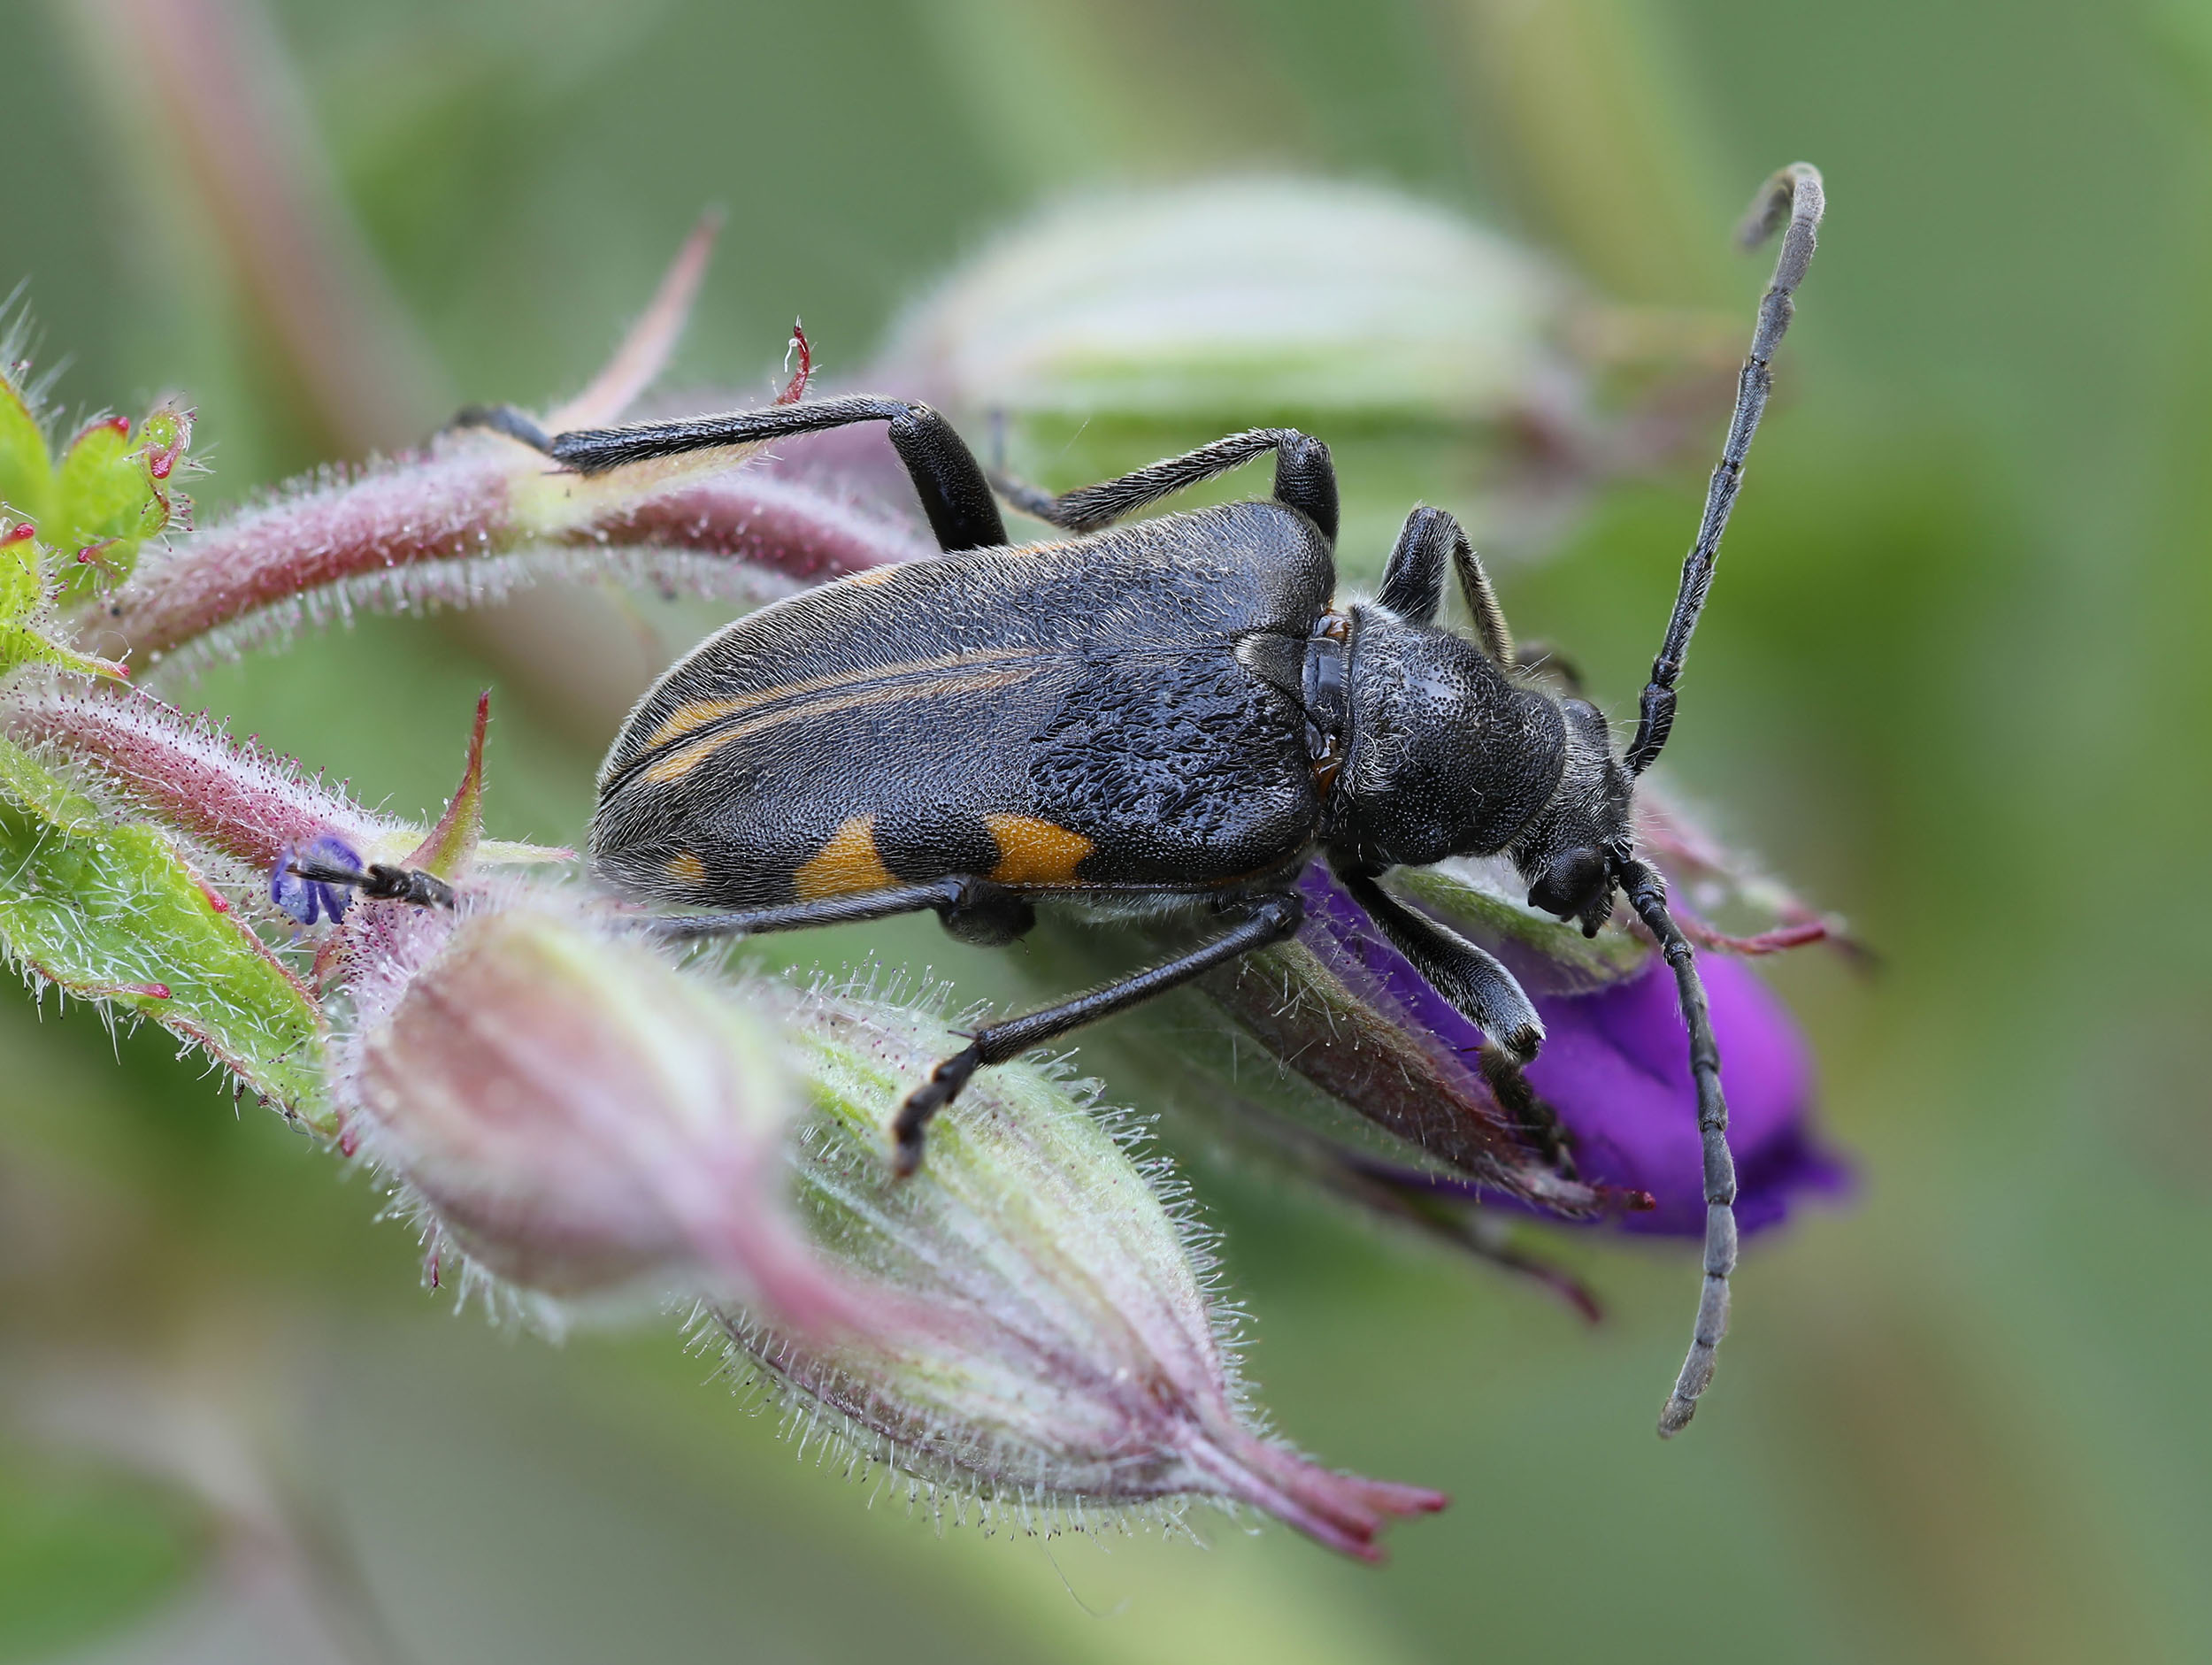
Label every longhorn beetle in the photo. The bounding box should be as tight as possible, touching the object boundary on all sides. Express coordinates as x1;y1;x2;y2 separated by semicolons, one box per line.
456;165;1824;1435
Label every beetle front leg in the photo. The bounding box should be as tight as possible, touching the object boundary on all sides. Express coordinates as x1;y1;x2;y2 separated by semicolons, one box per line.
1330;861;1575;1173
1375;506;1517;667
889;890;1306;1174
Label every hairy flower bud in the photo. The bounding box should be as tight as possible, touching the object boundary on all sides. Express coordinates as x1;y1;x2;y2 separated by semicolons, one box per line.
336;900;868;1337
704;985;1446;1561
869;178;1732;557
880;177;1579;431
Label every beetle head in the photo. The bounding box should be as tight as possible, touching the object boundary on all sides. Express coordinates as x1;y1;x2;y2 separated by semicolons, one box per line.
1507;696;1632;937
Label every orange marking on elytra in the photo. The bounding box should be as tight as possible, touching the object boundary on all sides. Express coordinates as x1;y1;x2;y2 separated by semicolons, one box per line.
665;850;709;886
985;815;1093;885
795;815;895;900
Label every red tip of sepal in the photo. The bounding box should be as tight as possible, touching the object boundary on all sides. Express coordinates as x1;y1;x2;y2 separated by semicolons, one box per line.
141;407;195;480
403;691;491;879
776;321;812;404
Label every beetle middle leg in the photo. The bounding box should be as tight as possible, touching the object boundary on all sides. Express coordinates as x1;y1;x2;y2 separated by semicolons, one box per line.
991;427;1339;542
645;874;1033;945
890;889;1306;1174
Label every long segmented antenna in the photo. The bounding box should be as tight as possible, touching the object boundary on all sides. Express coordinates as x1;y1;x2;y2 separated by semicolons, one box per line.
1615;856;1732;1436
1623;164;1824;777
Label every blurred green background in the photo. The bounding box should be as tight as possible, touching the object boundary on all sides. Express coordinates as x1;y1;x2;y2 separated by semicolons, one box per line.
3;0;2208;1661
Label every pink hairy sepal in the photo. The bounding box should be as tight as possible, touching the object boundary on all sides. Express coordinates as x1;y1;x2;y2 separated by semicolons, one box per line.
109;450;511;660
565;472;922;587
98;213;929;669
4;679;405;869
103;439;929;666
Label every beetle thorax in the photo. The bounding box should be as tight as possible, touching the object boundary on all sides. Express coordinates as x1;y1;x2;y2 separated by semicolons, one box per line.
1314;605;1568;870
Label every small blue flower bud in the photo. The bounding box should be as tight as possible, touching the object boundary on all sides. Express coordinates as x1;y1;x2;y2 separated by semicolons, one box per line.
270;832;361;925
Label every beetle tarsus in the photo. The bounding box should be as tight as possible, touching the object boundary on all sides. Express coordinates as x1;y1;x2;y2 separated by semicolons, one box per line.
1475;1044;1578;1180
489;395;1010;552
893;1044;981;1175
288;855;456;910
448;403;553;454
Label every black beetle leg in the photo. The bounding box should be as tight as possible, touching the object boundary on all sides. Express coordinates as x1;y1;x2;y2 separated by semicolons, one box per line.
645;876;1029;942
1328;861;1571;1170
1375;505;1455;623
449;395;1006;553
446;402;552;451
1375;506;1516;667
889;889;1306;1174
992;428;1338;542
287;855;457;909
1329;863;1543;1058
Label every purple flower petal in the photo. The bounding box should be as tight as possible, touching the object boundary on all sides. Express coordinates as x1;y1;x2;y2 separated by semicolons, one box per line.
1524;954;1848;1235
1295;864;1848;1237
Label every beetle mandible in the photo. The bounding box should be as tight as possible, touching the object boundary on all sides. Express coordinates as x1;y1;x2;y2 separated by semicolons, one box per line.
457;165;1823;1435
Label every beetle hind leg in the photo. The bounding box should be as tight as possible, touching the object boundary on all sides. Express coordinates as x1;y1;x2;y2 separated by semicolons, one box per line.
448;403;553;453
450;395;1008;552
889;890;1306;1174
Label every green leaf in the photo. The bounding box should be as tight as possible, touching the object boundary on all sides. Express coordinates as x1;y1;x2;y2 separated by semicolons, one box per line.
0;531;130;678
50;407;188;600
0;735;331;1130
0;375;54;532
0;1450;206;1664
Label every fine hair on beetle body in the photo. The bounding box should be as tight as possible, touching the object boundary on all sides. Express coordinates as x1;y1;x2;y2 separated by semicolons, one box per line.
452;164;1824;1438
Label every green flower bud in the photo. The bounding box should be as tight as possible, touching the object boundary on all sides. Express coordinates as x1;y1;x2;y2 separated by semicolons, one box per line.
872;178;1727;559
705;983;1446;1561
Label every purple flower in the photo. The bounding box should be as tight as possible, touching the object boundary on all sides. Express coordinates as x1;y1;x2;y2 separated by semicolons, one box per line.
270;832;361;925
1293;863;1848;1238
